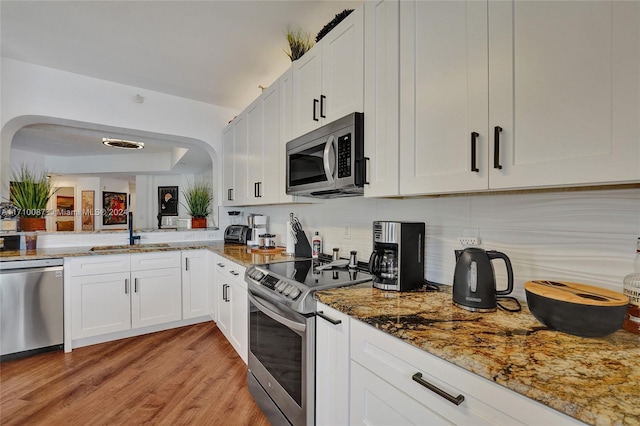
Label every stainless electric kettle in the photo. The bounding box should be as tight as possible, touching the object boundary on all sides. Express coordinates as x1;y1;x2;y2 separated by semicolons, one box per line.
452;247;514;312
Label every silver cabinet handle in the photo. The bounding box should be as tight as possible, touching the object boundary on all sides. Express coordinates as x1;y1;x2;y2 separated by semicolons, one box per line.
316;311;342;325
412;372;465;406
217;262;225;267
230;270;239;276
125;278;129;294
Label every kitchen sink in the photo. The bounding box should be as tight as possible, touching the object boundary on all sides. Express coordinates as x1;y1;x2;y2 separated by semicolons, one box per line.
90;243;171;252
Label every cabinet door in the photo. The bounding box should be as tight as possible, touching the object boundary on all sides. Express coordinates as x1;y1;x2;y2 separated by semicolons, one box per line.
488;0;640;189
351;361;453;426
71;271;131;339
400;0;489;195
131;268;182;329
246;83;282;205
291;43;323;139
228;274;248;364
278;68;296;203
316;304;350;426
363;0;400;197
246;97;264;206
321;6;364;124
222;124;236;206
181;250;209;320
232;113;249;205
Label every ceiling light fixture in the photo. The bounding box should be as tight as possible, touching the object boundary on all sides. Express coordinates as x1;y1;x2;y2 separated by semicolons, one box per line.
102;138;145;150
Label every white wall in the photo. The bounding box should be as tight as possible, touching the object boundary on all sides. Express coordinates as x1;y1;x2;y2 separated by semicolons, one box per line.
0;58;239;205
224;187;640;300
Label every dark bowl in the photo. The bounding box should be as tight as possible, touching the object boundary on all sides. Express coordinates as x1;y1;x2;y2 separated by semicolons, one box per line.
525;290;627;338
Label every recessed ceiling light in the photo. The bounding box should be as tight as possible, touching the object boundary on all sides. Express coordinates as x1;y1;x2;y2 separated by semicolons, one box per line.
102;138;145;150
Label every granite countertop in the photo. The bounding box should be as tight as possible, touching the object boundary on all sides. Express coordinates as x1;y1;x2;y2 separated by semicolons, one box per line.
0;242;298;267
316;284;640;426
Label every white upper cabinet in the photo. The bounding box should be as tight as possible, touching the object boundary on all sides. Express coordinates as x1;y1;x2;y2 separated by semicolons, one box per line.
400;0;489;195
488;0;640;189
291;7;364;139
222;112;249;206
363;0;400;197
246;79;287;205
399;0;639;195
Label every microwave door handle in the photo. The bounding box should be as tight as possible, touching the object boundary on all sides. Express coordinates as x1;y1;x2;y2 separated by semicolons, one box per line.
323;135;336;184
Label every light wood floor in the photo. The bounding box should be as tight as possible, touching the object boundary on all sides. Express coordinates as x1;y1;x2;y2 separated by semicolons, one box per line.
0;322;269;426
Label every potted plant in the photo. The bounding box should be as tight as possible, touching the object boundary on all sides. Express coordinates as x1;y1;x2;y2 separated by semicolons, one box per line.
284;27;314;61
182;179;213;229
8;164;57;231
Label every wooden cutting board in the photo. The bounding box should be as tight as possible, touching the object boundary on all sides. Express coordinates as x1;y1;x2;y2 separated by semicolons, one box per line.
525;280;628;307
250;246;286;254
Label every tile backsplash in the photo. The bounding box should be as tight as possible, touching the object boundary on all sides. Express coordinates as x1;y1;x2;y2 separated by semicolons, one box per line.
226;187;640;300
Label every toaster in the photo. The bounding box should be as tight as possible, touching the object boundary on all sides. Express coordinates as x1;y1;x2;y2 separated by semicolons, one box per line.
224;225;251;244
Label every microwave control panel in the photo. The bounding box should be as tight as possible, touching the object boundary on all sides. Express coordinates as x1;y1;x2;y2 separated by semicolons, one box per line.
337;133;352;178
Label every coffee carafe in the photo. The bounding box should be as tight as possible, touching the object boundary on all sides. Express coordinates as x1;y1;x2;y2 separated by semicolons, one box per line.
368;221;425;291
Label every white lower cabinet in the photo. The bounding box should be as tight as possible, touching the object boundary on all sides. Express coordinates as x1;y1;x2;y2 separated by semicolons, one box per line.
316;303;350;426
181;250;210;320
70;252;183;341
349;319;582;425
214;255;248;363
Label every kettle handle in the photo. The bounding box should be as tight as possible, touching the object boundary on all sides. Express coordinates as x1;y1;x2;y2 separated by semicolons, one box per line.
487;251;514;295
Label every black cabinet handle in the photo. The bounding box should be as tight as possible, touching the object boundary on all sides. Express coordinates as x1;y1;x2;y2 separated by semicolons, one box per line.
471;132;479;172
134;278;138;293
257;182;262;198
493;126;503;169
363;157;370;185
254;182;259;198
313;99;319;121
316;311;342;325
227;188;234;201
125;279;129;295
222;284;228;302
412;372;465;406
320;95;326;118
185;258;189;271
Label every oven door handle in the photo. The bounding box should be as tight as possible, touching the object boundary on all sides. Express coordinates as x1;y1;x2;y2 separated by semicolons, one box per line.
248;292;307;333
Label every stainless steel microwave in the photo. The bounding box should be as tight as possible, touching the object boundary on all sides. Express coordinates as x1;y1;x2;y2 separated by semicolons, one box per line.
286;112;365;198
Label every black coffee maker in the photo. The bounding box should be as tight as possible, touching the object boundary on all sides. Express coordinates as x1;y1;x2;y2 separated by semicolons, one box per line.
368;221;425;291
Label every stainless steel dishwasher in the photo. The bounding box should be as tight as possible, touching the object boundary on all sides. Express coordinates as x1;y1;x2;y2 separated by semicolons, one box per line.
1;258;64;361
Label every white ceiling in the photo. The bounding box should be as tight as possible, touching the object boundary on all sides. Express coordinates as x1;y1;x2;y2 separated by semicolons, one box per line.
1;0;362;177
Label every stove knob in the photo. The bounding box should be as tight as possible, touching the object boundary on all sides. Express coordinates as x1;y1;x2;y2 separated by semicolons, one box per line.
282;285;293;297
289;288;301;299
275;281;286;292
254;271;264;280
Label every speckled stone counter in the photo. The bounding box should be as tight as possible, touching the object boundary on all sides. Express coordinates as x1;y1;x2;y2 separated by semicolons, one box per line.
0;241;298;267
316;284;640;426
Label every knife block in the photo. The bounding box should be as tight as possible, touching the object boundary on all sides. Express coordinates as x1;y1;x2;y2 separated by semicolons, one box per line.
294;231;312;258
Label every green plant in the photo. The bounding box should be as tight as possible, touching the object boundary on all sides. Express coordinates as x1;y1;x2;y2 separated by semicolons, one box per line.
284;27;314;61
8;164;57;218
181;180;213;218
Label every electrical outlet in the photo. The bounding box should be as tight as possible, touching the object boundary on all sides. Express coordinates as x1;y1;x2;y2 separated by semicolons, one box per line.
344;223;351;239
458;237;480;246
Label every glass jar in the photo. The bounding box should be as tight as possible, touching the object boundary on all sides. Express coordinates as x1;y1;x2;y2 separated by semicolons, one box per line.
622;237;640;334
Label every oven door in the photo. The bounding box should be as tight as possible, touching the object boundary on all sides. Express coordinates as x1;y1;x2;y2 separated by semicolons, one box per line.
286;134;336;195
248;291;314;426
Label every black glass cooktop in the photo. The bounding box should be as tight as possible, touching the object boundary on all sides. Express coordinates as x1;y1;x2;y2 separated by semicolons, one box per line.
259;258;371;289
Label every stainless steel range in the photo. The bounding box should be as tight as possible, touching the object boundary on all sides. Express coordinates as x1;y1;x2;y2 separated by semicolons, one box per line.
245;257;371;426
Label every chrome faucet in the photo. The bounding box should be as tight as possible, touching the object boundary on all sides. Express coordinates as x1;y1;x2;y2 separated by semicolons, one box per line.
129;212;140;245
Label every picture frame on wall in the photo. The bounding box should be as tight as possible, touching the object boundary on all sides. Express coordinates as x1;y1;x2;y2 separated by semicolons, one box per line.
102;191;127;225
158;186;178;216
81;190;95;231
56;195;74;216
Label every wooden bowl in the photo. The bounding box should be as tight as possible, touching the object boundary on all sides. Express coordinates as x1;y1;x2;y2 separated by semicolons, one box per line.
525;280;628;337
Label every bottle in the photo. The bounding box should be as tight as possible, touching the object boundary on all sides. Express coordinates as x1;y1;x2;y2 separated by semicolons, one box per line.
312;231;322;259
623;237;640;334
